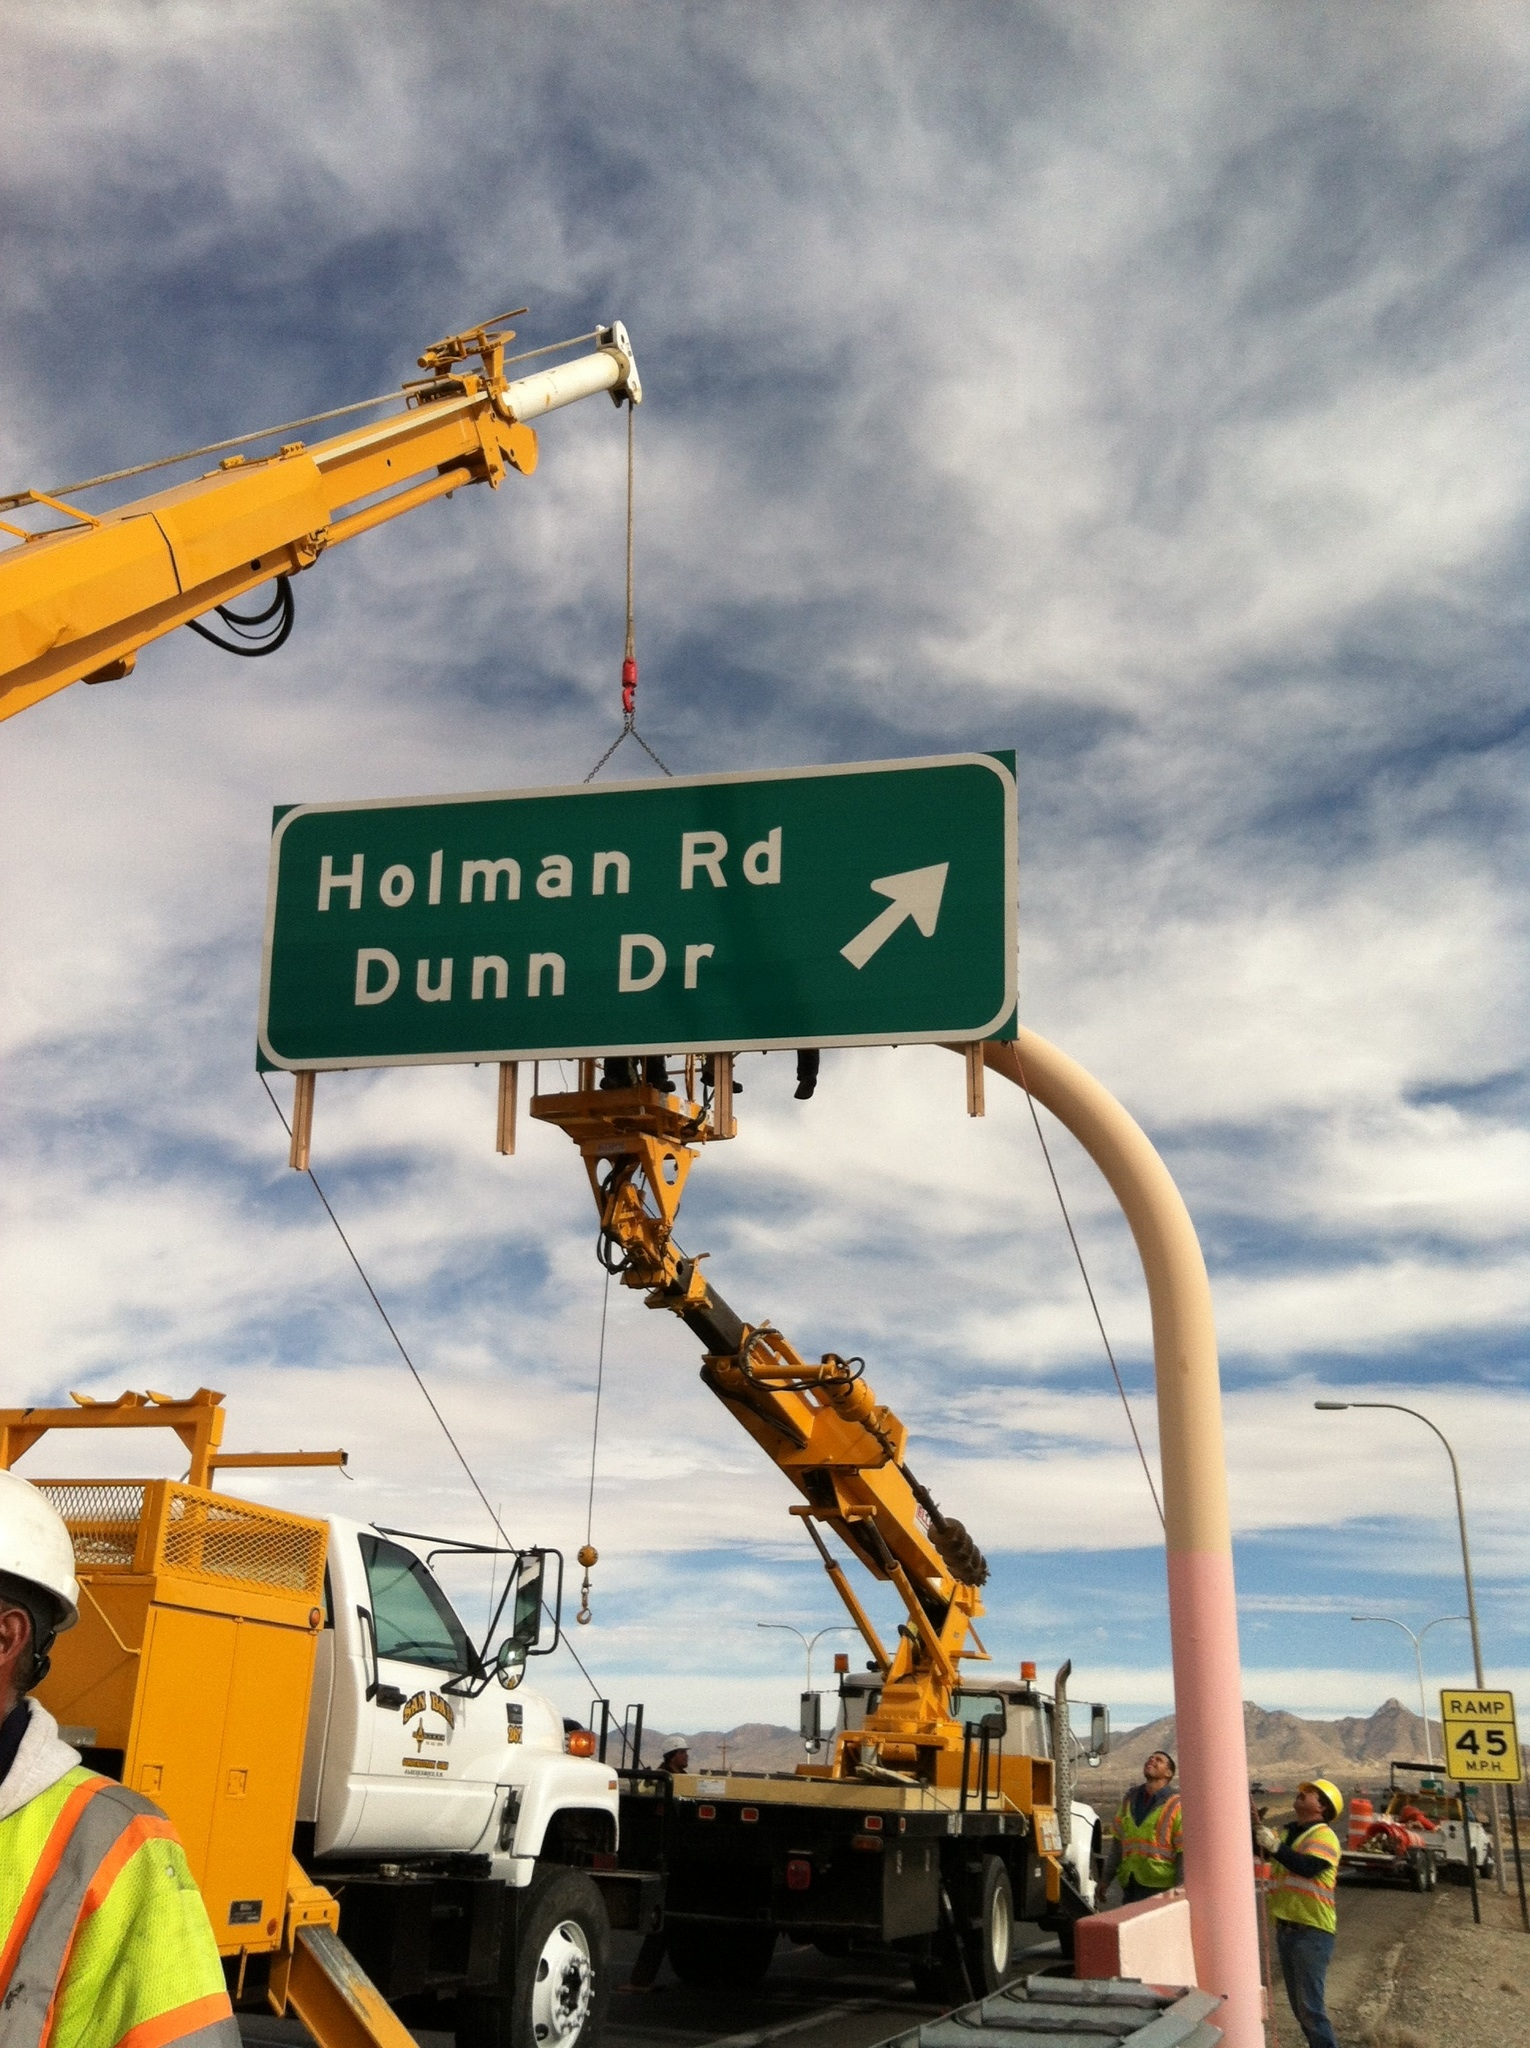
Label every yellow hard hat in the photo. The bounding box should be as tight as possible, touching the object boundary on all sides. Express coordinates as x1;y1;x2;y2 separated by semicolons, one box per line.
1301;1779;1344;1821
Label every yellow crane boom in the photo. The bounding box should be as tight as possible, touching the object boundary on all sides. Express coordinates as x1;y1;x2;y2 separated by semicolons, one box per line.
532;1071;997;1783
0;315;639;721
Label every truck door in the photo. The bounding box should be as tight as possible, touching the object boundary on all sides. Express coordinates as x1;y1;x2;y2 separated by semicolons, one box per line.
351;1532;499;1854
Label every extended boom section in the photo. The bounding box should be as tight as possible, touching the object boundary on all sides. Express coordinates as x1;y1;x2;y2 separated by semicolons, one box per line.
0;317;639;719
532;1077;1011;1794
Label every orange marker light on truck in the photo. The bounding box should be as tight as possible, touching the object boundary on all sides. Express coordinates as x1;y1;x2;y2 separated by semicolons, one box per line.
566;1729;597;1757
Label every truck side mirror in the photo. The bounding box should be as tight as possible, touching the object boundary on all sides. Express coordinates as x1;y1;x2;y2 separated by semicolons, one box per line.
511;1552;546;1650
495;1637;528;1691
800;1691;823;1750
1088;1702;1110;1764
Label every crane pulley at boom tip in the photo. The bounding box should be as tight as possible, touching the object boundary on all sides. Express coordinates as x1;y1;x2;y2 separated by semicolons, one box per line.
0;312;640;721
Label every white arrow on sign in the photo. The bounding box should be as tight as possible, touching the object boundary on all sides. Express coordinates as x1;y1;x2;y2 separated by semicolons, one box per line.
840;862;950;970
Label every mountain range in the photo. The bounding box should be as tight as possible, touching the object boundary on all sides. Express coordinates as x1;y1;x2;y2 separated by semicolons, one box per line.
633;1699;1444;1788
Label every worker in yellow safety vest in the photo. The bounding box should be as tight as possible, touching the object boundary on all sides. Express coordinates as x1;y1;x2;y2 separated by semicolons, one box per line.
1255;1778;1343;2048
0;1469;239;2048
1102;1748;1183;1902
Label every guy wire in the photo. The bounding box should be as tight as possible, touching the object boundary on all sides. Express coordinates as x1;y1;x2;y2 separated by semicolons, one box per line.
260;1073;604;1698
585;1269;610;1548
1012;1050;1166;1530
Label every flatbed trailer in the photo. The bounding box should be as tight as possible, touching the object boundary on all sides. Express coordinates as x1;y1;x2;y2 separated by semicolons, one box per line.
1339;1815;1441;1893
615;1765;1083;2000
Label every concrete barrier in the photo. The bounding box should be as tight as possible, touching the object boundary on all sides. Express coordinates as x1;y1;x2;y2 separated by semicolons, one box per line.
1075;1888;1200;1990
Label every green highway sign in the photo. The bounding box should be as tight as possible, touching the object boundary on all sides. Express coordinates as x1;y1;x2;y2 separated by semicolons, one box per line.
258;754;1017;1070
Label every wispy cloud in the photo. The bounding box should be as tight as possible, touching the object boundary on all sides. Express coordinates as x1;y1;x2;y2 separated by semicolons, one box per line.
2;0;1526;1726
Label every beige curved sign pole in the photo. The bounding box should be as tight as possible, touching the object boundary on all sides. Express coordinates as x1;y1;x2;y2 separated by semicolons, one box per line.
970;1032;1263;2047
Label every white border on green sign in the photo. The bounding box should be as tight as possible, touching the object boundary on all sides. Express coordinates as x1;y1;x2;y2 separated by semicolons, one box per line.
257;752;1018;1070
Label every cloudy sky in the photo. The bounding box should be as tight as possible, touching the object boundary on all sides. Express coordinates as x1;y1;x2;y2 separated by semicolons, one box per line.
2;1;1527;1740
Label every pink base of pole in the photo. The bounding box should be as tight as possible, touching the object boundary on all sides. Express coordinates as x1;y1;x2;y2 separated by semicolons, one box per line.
1168;1549;1263;2041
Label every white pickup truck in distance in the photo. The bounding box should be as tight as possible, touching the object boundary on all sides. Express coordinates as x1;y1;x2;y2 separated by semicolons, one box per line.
296;1518;643;2048
1374;1761;1495;1881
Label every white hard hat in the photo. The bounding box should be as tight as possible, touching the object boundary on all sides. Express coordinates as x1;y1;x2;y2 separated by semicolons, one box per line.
0;1471;80;1630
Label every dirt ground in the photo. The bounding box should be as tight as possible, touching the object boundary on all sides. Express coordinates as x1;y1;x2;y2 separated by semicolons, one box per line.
1267;1867;1530;2048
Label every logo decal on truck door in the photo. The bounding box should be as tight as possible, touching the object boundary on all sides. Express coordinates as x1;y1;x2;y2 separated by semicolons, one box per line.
400;1688;456;1763
400;1689;455;1725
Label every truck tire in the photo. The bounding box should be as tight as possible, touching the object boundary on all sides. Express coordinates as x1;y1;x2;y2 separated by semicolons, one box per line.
458;1872;610;2048
666;1921;776;1987
964;1857;1014;1995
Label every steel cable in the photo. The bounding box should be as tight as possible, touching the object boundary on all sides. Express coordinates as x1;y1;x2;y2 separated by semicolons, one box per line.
2;327;603;508
259;1074;605;1697
584;397;672;780
1012;1049;1167;1530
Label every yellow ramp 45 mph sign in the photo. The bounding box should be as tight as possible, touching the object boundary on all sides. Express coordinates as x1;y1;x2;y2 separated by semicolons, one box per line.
1440;1689;1522;1784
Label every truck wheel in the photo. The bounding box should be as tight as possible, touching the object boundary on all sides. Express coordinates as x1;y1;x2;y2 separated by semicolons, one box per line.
964;1857;1014;1995
459;1872;609;2048
1410;1856;1429;1893
666;1922;776;1987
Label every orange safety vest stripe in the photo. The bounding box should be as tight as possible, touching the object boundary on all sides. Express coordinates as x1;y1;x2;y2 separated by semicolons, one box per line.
1268;1822;1340;1926
0;1775;109;2001
1291;1822;1338;1876
1115;1789;1181;1852
80;1813;179;1920
41;1814;183;2047
113;1991;237;2048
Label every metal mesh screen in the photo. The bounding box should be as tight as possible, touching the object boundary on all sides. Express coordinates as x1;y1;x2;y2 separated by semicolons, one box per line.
160;1487;325;1595
35;1482;146;1568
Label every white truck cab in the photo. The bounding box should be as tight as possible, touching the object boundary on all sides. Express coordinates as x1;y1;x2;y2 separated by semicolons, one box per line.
299;1517;617;1876
294;1519;633;2048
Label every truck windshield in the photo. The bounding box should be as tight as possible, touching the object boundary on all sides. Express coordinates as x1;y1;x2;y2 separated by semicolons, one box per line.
359;1534;475;1674
1010;1704;1046;1757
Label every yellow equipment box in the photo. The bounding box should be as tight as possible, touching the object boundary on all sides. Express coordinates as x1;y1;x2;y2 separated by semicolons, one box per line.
33;1473;327;1956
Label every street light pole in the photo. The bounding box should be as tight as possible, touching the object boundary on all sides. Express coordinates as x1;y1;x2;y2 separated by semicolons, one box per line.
1317;1399;1506;1890
756;1623;857;1750
1349;1614;1469;1766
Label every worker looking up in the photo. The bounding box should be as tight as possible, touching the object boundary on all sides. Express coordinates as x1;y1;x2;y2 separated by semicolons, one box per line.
1255;1779;1344;2048
0;1471;239;2048
1102;1749;1183;1902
